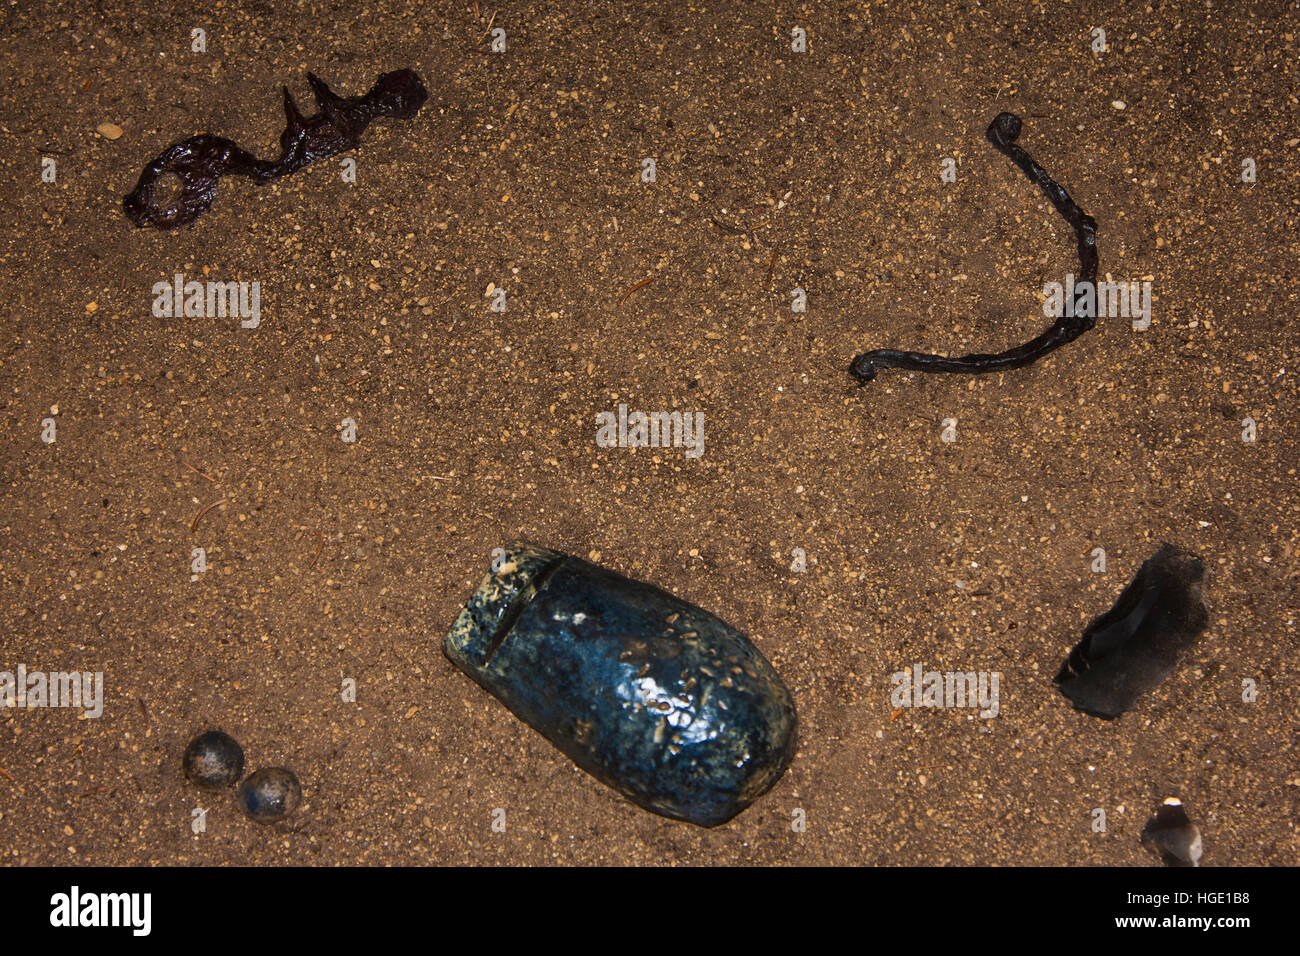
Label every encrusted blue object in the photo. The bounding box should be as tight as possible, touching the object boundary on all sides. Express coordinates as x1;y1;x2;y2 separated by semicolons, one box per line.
444;542;797;826
236;767;302;823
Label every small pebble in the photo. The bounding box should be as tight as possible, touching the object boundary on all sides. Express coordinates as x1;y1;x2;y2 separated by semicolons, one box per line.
236;767;302;823
1141;797;1203;867
96;122;123;140
182;730;245;789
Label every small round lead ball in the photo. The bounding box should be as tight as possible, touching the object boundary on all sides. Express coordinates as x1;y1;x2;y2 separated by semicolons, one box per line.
182;730;245;789
236;767;302;823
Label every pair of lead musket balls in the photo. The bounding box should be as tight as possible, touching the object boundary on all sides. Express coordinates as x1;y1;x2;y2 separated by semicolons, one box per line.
182;730;301;823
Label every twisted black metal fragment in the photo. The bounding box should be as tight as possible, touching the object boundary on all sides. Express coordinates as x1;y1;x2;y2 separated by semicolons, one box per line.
849;112;1098;383
122;69;428;229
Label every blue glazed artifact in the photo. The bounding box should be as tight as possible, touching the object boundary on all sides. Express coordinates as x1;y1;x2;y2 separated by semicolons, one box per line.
236;767;302;823
443;542;797;826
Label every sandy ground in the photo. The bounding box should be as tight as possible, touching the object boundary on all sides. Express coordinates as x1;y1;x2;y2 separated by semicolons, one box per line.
0;0;1296;865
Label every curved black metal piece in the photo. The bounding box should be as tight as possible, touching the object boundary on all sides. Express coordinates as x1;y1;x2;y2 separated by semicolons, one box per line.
849;112;1098;383
122;69;428;229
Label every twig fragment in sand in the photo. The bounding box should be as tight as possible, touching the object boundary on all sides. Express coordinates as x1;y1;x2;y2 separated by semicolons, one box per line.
709;214;748;236
307;529;324;570
190;497;229;533
619;276;658;306
182;461;216;483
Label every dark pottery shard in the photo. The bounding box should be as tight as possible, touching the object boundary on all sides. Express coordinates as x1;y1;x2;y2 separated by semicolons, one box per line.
1141;797;1203;867
1055;543;1208;719
850;112;1098;383
235;767;302;823
443;542;798;827
123;69;428;229
182;730;245;789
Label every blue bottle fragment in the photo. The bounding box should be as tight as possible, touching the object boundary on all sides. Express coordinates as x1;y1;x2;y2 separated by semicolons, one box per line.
443;542;798;826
